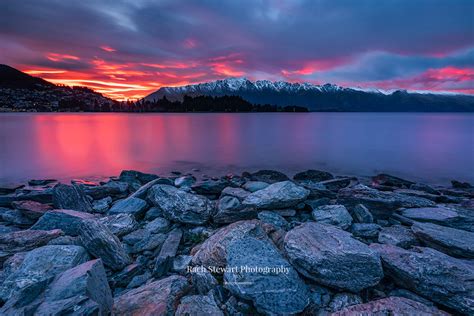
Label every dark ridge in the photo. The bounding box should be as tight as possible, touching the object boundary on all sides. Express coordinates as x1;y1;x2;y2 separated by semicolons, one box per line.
0;64;54;89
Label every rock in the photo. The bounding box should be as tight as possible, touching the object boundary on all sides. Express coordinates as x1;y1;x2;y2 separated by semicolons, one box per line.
147;184;213;225
91;196;112;213
28;179;56;186
176;295;224;316
113;275;189;316
109;197;148;219
0;224;19;235
293;169;334;182
337;184;435;219
119;170;158;185
257;211;289;229
220;186;250;200
82;181;129;199
98;213;139;237
318;177;353;191
410;183;440;195
129;177;171;199
47;235;80;246
242;181;310;210
34;259;113;315
411;221;474;258
153;228;183;277
224;237;310;315
284;222;383;291
400;206;474;232
0;245;89;302
130;233;166;254
0;208;35;227
144;217;170;233
451;179;472;189
190;266;218;294
378;225;418;248
389;289;434;307
192;220;267;267
351;204;374;223
243;181;270;192
0;229;63;254
350;223;381;239
214;196;257;224
127;272;151;289
328;293;363;312
246;169;289;183
109;263;146;288
0;184;24;194
299;181;337;199
52;184;93;213
309;285;332;309
395;188;450;203
79;219;131;270
371;244;474;314
31;209;95;236
122;228;151;245
372;173;414;188
0;188;53;207
312;205;353;229
306;197;331;209
330;297;449;316
192;179;229;195
174;175;196;188
172;255;192;274
144;206;164;220
11;200;52;220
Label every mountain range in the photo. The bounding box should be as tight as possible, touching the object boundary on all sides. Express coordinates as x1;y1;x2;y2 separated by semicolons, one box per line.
145;78;474;112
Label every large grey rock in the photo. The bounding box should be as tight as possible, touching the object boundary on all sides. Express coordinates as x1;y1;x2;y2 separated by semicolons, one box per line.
257;211;289;230
52;184;93;213
400;206;474;232
153;228;183;277
331;297;449;316
108;197;148;218
31;209;95;236
312;205;353;229
11;200;52;220
82;181;129;199
243;181;270;192
351;204;374;223
350;223;381;239
122;228;151;245
411;221;474;258
214;196;257;224
190;267;218;295
0;245;89;302
113;275;189;316
246;169;289;183
91;196;112;213
284;222;383;291
242;181;310;210
174;175;196;188
176;295;224;316
192;179;229;195
220;187;250;200
147;184;213;225
371;244;474;314
0;229;63;254
337;184;435;219
0;208;35;227
98;213;139;237
34;259;113;315
79;219;131;270
192;220;267;268
224;237;310;315
378;225;418;248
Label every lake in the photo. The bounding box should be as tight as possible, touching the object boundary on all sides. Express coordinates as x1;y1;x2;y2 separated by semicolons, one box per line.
0;113;473;185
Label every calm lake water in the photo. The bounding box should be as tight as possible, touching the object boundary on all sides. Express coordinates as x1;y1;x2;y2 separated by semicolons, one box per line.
0;113;473;185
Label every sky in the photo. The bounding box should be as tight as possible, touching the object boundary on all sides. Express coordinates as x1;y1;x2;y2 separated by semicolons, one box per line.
1;0;473;100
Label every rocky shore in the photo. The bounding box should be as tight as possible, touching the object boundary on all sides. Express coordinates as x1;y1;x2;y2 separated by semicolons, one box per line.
0;169;473;315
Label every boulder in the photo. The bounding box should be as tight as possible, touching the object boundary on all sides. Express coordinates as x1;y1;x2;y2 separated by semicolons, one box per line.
400;206;474;232
331;297;449;316
11;200;52;220
246;169;289;183
378;225;418;248
220;187;250;200
284;222;383;292
144;217;170;233
122;228;150;245
312;205;353;229
328;293;362;312
172;255;193;274
242;181;310;210
214;196;257;224
0;208;35;227
91;196;112;213
130;233;166;254
98;213;139;237
113;275;189;316
144;206;164;220
0;224;19;235
257;211;289;230
30;209;95;236
242;181;269;192
108;197;148;219
153;228;183;277
372;173;414;188
299;181;336;199
0;188;53;207
351;204;374;223
147;184;213;225
192;220;267;267
109;263;146;288
0;229;63;254
79;219;131;270
119;170;159;185
176;295;224;316
192;179;229;195
350;223;381;239
410;183;440;195
224;237;310;315
318;177;353;191
129;177;171;199
174;175;196;188
371;244;474;314
52;184;93;213
81;181;129;199
293;169;334;182
411;221;474;258
0;183;24;194
190;267;218;295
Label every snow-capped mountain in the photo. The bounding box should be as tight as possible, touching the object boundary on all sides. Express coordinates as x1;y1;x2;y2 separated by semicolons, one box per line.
144;78;474;112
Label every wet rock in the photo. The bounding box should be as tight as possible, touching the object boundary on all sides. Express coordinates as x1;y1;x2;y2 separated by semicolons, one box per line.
350;223;381;239
328;293;363;312
378;225;418;248
79;219;131;270
192;220;267;267
243;181;310;210
351;204;374;223
91;196;112;213
331;297;448;316
246;169;289;183
109;263;146;288
243;181;270;192
147;184;213;225
130;232;166;254
144;216;170;233
113;275;189;316
119;170;158;185
0;208;35;227
312;205;353;229
400;206;474;232
52;184;93;213
371;244;474;314
411;221;474;258
34;259;113;315
153;228;183;277
191;266;218;294
0;229;63;254
82;181;129;199
108;197;148;219
11;200;52;220
220;186;250;200
284;222;383;292
294;169;334;182
257;211;289;229
98;213;139;237
192;179;229;195
214;196;257;224
31;209;95;236
172;255;192;274
176;294;224;316
174;175;196;188
372;173;414;188
224;237;310;315
0;245;89;302
337;184;435;219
